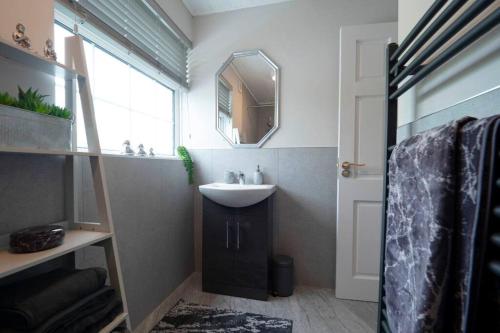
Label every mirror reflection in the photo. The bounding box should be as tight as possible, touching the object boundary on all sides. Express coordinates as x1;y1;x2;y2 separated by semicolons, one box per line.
216;50;279;147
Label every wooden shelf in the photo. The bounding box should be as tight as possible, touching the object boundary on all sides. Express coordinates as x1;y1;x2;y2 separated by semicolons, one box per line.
0;230;112;278
0;146;100;157
99;312;129;333
0;38;85;79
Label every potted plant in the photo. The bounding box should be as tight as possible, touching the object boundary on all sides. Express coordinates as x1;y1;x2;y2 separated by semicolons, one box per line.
0;86;72;150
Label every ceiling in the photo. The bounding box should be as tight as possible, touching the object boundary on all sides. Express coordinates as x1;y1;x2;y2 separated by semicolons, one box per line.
230;55;276;105
182;0;293;16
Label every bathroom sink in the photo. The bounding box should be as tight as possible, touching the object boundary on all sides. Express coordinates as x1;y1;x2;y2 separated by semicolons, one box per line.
199;183;277;208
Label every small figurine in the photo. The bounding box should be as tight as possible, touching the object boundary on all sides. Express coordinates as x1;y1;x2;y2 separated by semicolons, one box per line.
137;144;147;156
122;140;134;155
149;148;155;157
44;39;57;61
267;116;273;128
12;23;31;49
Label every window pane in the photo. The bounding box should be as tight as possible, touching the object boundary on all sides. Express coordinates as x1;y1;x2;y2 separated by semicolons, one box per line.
94;99;131;153
93;47;129;108
54;22;176;156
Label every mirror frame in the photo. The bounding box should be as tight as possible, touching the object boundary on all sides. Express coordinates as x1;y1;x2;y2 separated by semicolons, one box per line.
215;49;280;148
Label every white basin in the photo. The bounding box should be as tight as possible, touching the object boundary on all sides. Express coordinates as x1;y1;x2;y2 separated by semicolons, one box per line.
199;183;277;208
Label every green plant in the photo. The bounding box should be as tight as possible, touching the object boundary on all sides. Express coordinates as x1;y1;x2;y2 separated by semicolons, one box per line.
0;91;17;106
177;146;194;185
47;105;72;119
0;86;72;120
16;86;48;112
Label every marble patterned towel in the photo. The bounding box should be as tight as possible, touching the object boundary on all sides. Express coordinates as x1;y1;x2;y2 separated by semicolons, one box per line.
150;299;292;333
384;117;478;333
453;116;494;332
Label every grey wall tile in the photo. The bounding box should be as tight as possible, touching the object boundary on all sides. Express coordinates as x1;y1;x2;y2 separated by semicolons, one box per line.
277;148;337;288
189;149;213;271
211;148;279;185
77;156;194;329
0;154;65;235
397;87;500;142
190;149;213;186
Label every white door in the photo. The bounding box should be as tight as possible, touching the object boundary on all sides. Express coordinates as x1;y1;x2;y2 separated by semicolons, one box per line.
336;23;397;302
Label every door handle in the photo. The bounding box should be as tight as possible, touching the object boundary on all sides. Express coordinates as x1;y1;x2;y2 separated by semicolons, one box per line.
341;161;366;169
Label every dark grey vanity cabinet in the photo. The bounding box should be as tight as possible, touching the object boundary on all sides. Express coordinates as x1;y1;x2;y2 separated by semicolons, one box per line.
202;196;273;301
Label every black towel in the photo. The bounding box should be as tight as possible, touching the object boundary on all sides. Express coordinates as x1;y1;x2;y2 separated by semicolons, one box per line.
34;287;122;333
463;116;500;332
0;268;107;330
1;287;122;333
453;116;500;332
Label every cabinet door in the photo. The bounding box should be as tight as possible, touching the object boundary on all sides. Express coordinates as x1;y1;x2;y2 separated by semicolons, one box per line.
233;214;268;289
203;210;235;286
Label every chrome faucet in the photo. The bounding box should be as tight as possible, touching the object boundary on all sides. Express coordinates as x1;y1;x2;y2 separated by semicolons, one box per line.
238;171;245;185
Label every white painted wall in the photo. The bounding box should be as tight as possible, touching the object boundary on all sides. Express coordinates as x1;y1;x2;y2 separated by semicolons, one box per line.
184;0;398;149
0;0;55;101
156;0;193;41
397;1;500;126
0;0;54;55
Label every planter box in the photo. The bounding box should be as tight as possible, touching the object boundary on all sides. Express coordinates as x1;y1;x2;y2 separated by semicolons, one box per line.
0;104;71;151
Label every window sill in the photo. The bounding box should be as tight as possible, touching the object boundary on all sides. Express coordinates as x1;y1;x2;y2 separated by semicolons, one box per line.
101;153;179;161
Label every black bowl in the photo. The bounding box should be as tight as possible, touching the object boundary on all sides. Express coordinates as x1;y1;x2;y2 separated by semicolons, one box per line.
10;225;65;253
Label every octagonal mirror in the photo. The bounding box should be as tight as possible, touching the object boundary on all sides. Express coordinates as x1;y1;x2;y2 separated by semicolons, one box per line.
216;50;279;147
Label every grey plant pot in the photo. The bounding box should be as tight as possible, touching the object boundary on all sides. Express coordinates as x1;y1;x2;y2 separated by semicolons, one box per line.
0;104;72;151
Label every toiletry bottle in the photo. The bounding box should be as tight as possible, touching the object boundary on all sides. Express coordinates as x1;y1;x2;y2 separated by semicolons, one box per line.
224;170;235;184
253;165;263;185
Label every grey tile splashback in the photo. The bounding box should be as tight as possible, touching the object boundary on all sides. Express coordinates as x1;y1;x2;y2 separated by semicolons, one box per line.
211;149;279;185
397;87;500;142
190;147;338;289
77;156;194;328
0;154;65;235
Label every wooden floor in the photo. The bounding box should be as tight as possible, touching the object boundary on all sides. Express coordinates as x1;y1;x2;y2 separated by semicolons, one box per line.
176;273;378;333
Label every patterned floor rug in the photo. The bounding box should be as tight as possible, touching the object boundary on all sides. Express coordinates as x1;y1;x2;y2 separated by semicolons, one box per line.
151;299;293;332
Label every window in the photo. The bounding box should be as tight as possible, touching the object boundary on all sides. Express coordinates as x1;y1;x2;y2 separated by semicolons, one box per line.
54;3;187;156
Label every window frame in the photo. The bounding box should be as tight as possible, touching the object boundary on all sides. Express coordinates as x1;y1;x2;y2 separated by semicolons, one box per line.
54;4;184;158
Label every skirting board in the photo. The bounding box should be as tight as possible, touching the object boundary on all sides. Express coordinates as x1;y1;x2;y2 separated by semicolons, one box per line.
133;273;197;333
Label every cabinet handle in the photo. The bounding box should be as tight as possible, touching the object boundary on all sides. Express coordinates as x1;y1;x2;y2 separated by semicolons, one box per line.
226;219;229;249
236;220;240;250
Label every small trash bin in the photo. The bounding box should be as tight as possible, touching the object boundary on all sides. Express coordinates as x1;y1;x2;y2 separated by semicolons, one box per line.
272;255;294;297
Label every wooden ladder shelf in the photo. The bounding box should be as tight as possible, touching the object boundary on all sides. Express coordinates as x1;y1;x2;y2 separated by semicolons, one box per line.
0;36;131;332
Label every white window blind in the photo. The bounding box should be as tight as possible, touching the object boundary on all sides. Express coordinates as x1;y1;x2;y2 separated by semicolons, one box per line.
217;79;233;139
218;80;232;115
67;0;190;87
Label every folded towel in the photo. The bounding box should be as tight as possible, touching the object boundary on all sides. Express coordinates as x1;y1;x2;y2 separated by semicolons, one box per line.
34;287;122;333
1;287;122;333
0;268;107;330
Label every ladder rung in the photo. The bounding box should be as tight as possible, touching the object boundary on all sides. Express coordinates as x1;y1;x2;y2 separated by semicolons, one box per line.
491;233;500;247
381;320;391;333
489;261;500;277
494;206;500;218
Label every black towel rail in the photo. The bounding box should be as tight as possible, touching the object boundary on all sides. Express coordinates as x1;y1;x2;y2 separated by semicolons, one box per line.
377;1;500;332
389;0;448;64
389;0;467;75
